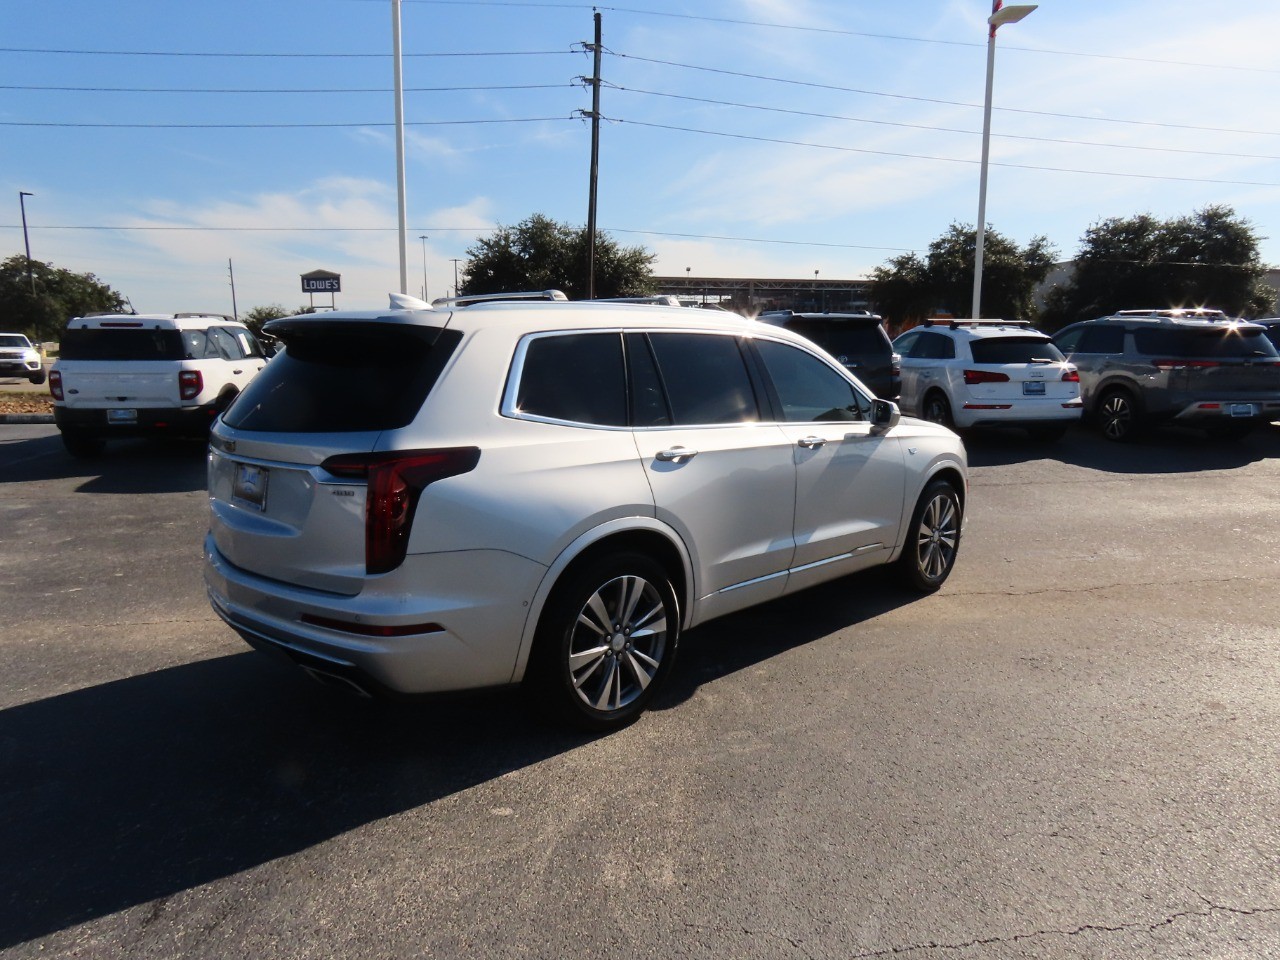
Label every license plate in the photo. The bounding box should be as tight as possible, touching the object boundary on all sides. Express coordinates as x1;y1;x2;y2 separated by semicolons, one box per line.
107;408;137;424
233;463;269;510
1230;403;1255;418
1022;381;1046;395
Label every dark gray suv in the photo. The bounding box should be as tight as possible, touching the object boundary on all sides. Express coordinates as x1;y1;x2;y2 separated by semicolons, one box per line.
1052;310;1280;440
756;311;900;400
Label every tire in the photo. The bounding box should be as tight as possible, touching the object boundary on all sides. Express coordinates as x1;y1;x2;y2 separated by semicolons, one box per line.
1096;388;1141;442
921;391;954;430
1027;423;1068;442
528;552;680;731
61;430;105;459
898;479;962;593
28;369;46;385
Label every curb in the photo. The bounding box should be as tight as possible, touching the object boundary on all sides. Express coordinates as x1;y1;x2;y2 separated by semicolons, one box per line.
0;414;56;424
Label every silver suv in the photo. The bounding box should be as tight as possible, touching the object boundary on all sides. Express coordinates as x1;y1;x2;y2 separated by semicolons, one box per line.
1052;310;1280;441
203;293;969;730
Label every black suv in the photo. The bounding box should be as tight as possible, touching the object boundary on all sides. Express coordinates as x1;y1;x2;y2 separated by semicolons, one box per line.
1052;309;1280;440
756;311;899;400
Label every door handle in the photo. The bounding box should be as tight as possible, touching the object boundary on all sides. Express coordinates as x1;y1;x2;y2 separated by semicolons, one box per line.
233;369;243;375
797;436;826;449
656;447;698;462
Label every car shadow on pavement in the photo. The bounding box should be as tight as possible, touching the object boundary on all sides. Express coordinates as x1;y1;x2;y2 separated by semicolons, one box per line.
964;421;1280;473
656;565;919;711
0;567;920;949
0;433;207;493
0;653;591;949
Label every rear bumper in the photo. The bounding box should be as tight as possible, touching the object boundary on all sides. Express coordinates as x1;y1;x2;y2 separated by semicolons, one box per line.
55;403;220;438
955;398;1083;429
1169;399;1280;424
203;534;544;695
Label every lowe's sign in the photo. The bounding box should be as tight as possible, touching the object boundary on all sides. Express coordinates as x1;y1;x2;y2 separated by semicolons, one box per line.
301;270;341;293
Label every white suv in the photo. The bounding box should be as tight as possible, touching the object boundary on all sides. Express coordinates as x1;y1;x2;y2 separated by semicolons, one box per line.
50;313;268;457
204;293;969;730
893;320;1082;440
0;333;46;383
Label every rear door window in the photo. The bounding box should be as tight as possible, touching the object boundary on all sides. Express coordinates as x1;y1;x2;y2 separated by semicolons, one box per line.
515;333;627;426
222;323;460;432
646;332;761;425
1077;326;1125;354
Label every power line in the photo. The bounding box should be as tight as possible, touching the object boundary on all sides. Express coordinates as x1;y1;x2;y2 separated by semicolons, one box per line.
0;83;570;94
610;86;1280;162
340;2;1280;74
607;117;1280;188
0;222;915;251
0;46;573;59
607;51;1280;138
0;116;573;129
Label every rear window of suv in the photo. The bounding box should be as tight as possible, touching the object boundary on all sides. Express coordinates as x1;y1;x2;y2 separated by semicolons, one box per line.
60;328;187;361
1133;327;1278;359
222;323;460;432
786;321;887;357
969;337;1064;364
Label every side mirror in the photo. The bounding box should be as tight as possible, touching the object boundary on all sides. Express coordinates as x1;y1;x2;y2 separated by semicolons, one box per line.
871;399;900;433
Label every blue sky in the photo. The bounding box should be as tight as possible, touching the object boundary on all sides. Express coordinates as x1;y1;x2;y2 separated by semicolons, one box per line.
2;0;1278;314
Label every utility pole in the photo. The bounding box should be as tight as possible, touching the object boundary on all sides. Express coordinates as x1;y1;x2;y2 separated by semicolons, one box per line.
584;12;602;299
228;259;239;320
451;258;462;297
19;191;34;294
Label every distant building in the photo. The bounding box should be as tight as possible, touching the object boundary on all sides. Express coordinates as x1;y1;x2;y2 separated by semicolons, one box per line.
653;275;872;314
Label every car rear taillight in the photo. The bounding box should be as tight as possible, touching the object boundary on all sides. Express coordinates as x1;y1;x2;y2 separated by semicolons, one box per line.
321;447;481;575
963;369;1010;384
49;370;63;401
890;352;901;376
1061;368;1080;383
1152;359;1220;370
179;370;203;400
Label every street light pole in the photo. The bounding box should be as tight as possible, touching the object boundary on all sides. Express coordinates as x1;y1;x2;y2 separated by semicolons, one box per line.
419;235;429;300
19;191;34;294
391;0;409;295
971;2;1036;320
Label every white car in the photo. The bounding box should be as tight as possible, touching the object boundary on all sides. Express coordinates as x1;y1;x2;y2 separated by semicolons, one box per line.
204;292;969;730
49;313;269;457
893;320;1082;440
0;332;45;383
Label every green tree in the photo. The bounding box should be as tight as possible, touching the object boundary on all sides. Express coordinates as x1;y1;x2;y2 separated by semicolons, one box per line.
869;224;1055;330
1043;205;1276;327
461;214;656;300
240;303;305;338
0;255;127;342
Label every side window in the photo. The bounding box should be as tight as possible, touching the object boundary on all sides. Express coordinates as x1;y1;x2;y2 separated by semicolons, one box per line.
1078;325;1125;354
209;327;244;360
515;332;626;426
647;332;760;425
182;330;210;360
912;332;956;360
755;340;868;422
1053;327;1083;354
626;333;672;427
236;330;266;359
893;331;920;356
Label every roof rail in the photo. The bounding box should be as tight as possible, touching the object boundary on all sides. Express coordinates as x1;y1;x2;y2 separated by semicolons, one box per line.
590;295;684;307
922;318;1031;329
174;312;235;321
431;289;569;308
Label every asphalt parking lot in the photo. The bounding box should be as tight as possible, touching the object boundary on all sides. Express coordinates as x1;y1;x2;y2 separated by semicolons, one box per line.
2;422;1279;959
